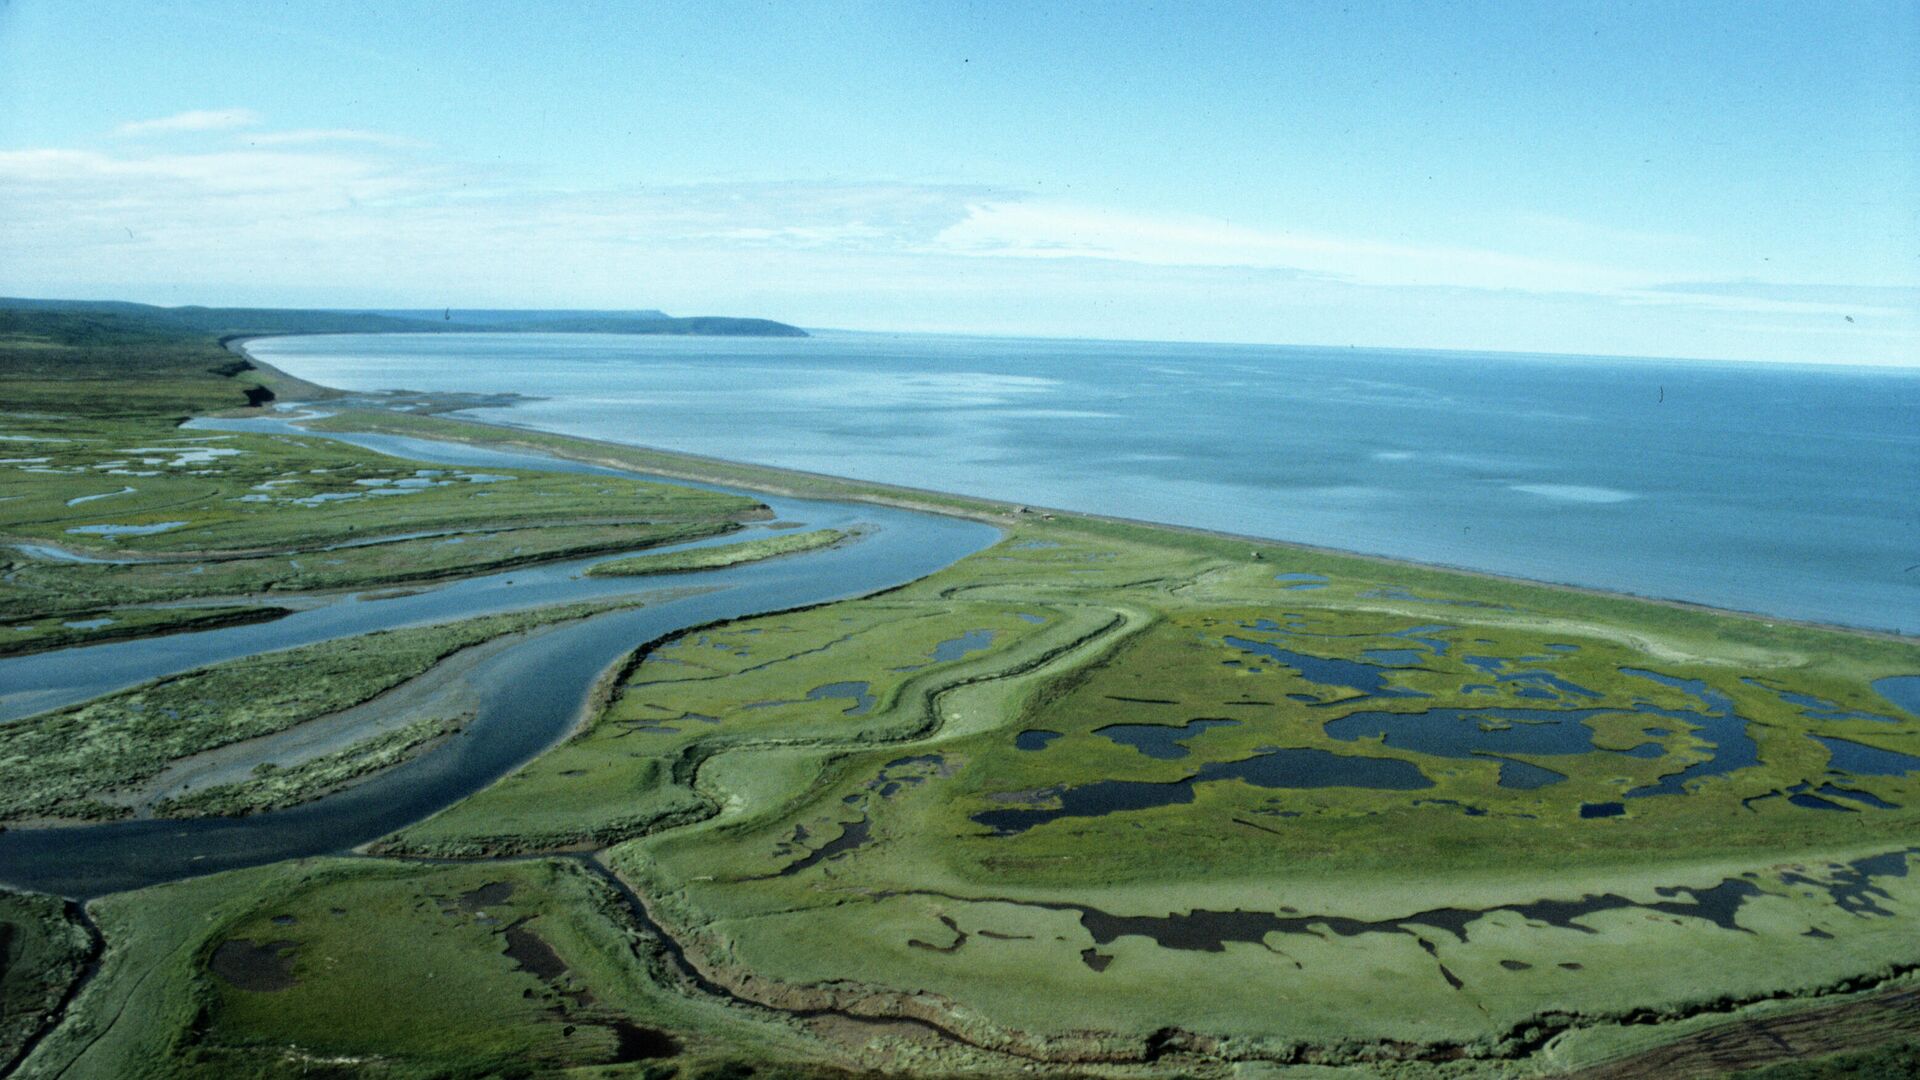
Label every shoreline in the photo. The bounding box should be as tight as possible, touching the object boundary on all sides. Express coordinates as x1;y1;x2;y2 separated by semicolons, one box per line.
230;335;1917;646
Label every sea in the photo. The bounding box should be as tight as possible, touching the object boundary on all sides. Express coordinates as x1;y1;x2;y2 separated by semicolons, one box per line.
248;331;1920;634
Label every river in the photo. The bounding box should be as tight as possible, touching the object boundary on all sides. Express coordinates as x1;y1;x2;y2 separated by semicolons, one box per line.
0;418;997;897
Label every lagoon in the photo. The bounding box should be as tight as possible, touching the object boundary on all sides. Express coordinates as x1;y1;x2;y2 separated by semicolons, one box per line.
250;331;1920;632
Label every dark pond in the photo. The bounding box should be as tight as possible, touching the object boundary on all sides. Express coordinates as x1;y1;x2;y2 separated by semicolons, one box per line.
1873;676;1920;720
973;747;1433;834
777;817;871;876
1390;624;1454;656
1223;636;1429;699
1619;669;1761;798
1361;648;1424;666
1324;705;1661;773
806;681;875;715
865;754;949;799
1460;655;1600;701
1787;790;1853;812
931;629;997;662
1812;735;1920;777
1093;718;1240;759
1814;783;1898;810
1015;729;1063;751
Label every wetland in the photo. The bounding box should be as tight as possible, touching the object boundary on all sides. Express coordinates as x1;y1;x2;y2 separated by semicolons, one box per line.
3;311;1917;1079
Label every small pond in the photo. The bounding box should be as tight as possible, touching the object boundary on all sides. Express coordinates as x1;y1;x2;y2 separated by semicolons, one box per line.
1093;718;1241;759
1223;636;1429;699
65;521;187;537
973;748;1432;834
1812;735;1920;777
1015;729;1062;751
931;629;997;662
806;681;875;716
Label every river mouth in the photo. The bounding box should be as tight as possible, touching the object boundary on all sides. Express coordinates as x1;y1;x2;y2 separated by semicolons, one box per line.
0;418;1000;898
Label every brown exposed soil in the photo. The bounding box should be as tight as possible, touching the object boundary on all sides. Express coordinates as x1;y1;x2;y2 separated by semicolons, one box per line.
1569;985;1920;1079
457;881;515;912
209;939;299;992
499;916;681;1066
608;1019;681;1062
501;920;568;982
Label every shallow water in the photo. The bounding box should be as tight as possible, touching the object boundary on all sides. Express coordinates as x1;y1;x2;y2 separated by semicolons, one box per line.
1015;729;1062;751
930;629;997;662
806;681;875;716
1872;676;1920;720
1617;669;1762;798
65;521;186;537
1813;735;1920;777
249;332;1920;632
1325;706;1637;762
1740;677;1899;723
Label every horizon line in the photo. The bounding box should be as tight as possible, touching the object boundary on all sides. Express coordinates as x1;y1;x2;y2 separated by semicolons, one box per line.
12;292;1918;372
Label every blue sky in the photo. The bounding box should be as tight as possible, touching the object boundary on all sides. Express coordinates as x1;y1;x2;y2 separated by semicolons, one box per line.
1;1;1915;363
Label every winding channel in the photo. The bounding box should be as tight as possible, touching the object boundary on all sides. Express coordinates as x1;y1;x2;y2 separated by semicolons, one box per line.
0;417;999;898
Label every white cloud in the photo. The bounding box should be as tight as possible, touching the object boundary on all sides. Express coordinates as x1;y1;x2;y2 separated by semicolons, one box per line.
931;200;1649;293
244;128;431;150
0;146;428;199
1;137;1913;365
114;108;262;137
1615;286;1915;318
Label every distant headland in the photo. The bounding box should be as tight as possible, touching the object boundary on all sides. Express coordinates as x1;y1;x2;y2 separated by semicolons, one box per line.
0;297;809;338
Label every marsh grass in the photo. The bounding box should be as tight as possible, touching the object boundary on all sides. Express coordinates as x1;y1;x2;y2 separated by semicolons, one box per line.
0;889;92;1071
586;528;850;577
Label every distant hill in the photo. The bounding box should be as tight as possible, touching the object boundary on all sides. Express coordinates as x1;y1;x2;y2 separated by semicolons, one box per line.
0;306;280;416
368;308;671;325
486;314;809;337
0;299;808;338
0;298;808;417
0;299;454;337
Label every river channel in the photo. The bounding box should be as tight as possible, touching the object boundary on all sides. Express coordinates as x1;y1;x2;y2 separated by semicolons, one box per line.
0;416;998;897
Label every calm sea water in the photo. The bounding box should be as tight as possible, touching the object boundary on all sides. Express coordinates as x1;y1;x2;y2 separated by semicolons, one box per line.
251;332;1920;632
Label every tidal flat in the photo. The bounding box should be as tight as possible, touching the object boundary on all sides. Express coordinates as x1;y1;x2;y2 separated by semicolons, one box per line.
3;311;1918;1079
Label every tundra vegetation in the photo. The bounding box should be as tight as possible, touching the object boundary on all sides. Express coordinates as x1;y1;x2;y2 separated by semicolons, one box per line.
1;304;1915;1078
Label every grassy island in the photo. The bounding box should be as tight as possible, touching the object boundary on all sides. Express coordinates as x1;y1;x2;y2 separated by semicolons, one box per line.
586;528;853;577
